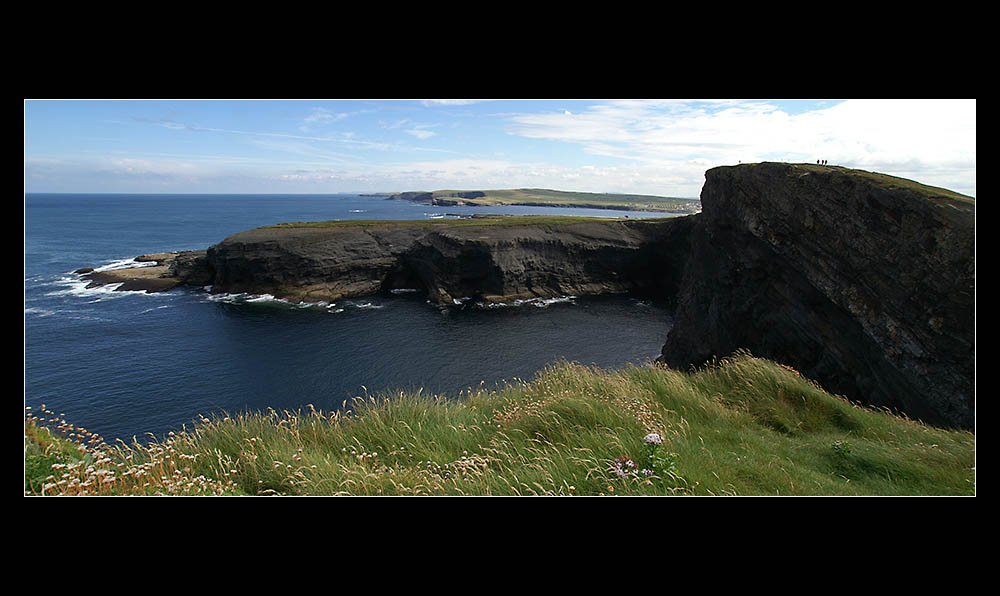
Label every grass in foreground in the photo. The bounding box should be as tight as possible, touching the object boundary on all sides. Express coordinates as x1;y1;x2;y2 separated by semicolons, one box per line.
24;353;975;496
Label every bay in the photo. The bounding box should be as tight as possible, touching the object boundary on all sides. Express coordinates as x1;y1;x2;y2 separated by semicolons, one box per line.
24;193;677;442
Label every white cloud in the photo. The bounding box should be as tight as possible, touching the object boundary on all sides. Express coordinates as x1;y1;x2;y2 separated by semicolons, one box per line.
420;100;485;106
382;119;439;141
303;107;347;124
405;127;437;140
25;99;975;197
312;157;705;196
504;99;976;196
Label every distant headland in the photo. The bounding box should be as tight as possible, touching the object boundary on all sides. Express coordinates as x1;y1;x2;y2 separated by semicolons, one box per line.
378;188;702;213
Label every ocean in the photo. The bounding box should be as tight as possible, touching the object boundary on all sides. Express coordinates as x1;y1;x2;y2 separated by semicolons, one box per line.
24;193;678;443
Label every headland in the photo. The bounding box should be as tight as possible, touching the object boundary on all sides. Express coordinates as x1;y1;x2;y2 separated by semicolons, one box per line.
78;163;976;430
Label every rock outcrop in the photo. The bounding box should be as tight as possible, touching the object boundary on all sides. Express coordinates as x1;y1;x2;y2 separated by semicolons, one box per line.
80;217;693;305
203;217;693;304
81;250;210;293
658;163;975;429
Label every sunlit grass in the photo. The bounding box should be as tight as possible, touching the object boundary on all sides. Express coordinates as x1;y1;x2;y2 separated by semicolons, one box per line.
25;354;975;496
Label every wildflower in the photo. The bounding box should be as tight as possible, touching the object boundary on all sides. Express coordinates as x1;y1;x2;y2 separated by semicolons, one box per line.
614;456;638;477
644;432;663;445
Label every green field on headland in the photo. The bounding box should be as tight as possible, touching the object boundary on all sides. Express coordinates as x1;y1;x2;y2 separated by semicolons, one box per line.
24;354;975;496
266;214;640;230
387;188;702;213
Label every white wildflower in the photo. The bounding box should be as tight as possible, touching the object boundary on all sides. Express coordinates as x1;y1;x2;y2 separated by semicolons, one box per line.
644;432;663;445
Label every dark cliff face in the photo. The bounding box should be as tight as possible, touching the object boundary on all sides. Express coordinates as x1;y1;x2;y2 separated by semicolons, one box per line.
659;163;975;429
204;218;694;305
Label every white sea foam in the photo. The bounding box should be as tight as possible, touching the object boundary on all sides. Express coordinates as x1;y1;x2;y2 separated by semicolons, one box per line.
204;291;278;305
205;292;315;310
477;295;577;309
43;274;125;299
39;258;165;301
203;291;382;313
533;295;575;307
203;292;250;305
93;258;159;273
139;304;173;315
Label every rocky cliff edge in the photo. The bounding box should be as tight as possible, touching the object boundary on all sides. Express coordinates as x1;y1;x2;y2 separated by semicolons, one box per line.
659;162;975;429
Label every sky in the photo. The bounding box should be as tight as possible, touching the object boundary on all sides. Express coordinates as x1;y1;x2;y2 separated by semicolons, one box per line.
23;99;976;198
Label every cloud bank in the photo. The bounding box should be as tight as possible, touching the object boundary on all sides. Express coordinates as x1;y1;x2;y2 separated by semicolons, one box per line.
25;99;976;197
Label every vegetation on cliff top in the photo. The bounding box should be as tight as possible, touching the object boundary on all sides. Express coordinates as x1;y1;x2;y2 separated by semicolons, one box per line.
265;214;671;230
24;354;974;496
782;163;975;204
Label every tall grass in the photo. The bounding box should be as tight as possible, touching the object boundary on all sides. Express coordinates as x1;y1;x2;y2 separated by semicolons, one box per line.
24;354;975;496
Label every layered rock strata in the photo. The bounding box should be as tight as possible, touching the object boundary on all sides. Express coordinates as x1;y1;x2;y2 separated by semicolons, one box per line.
202;218;692;304
658;163;975;429
82;217;693;306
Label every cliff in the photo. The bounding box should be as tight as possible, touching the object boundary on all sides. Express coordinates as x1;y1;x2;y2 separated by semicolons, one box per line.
658;163;975;429
203;217;692;305
79;163;975;429
82;216;693;305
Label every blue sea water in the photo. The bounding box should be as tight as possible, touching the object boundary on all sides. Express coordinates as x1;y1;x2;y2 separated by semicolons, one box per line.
24;193;678;443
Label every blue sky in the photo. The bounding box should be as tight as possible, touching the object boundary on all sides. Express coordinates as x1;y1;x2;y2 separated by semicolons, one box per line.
24;99;976;198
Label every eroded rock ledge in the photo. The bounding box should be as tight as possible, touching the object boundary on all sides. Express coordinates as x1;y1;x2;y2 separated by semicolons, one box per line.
78;251;211;293
80;217;693;305
202;217;693;304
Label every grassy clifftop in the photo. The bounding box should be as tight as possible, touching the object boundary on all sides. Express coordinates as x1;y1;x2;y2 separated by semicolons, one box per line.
24;354;974;496
789;163;975;204
265;214;630;230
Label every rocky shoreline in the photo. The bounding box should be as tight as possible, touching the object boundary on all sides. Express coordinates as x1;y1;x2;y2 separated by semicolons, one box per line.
78;250;211;293
77;163;976;429
82;217;692;305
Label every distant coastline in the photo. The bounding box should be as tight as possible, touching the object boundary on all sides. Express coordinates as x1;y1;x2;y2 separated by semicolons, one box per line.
381;188;701;214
